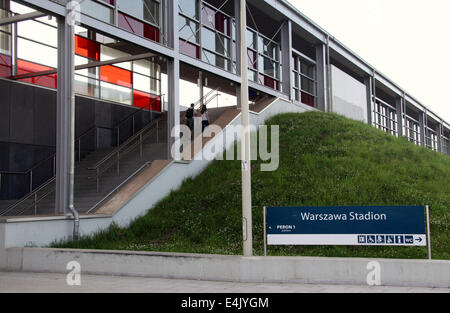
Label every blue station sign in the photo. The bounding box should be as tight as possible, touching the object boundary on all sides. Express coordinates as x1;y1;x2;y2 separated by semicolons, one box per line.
266;206;427;246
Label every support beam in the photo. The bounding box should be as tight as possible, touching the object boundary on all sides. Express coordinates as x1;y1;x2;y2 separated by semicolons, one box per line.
280;20;292;99
437;123;443;153
419;111;426;147
234;0;241;75
396;97;404;137
167;57;180;158
315;43;327;112
364;76;373;126
325;36;333;113
0;11;46;26
55;16;74;215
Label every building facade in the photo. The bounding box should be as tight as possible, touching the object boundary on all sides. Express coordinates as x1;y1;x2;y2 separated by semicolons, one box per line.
0;0;449;218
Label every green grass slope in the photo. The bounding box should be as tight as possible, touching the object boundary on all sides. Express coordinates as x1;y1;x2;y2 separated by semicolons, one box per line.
54;112;450;260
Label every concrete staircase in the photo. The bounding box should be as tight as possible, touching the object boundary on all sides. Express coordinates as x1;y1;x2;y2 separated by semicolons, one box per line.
0;118;168;217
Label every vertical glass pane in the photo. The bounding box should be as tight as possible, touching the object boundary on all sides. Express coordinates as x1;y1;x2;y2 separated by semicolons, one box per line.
201;27;230;57
80;0;114;24
117;0;159;26
179;15;199;43
100;81;133;105
17;37;57;68
179;0;198;19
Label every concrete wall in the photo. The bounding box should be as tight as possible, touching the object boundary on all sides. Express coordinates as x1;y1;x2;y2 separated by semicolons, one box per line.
331;65;368;123
4;248;450;288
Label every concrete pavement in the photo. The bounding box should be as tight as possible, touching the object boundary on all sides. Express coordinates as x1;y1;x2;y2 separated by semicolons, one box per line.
0;272;448;293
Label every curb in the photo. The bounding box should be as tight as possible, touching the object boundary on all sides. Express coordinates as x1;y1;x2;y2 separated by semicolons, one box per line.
4;248;450;288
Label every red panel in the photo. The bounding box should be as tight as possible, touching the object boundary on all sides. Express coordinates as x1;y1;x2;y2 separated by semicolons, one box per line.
259;74;279;91
133;90;161;111
0;54;12;78
118;12;160;43
301;92;315;107
179;39;200;59
100;65;132;88
75;35;100;60
17;59;57;89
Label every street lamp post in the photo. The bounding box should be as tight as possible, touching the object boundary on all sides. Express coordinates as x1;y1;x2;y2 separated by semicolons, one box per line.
240;0;253;257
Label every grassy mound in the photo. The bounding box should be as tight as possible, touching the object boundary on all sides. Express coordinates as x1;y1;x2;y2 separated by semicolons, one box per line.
54;112;450;259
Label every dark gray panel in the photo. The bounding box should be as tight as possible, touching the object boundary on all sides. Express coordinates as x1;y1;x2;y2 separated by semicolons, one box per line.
75;96;95;138
34;87;57;146
95;100;112;128
0;79;10;142
10;83;34;144
0;142;9;171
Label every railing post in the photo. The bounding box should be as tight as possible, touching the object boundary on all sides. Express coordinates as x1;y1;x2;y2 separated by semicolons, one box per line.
157;120;159;144
117;128;120;147
53;156;56;177
117;151;120;176
96;168;100;193
96;127;100;149
34;193;37;216
30;170;33;193
140;133;143;158
132;115;135;136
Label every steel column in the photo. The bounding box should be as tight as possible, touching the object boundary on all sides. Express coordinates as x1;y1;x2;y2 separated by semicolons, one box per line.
55;13;76;219
396;97;403;137
364;76;373;126
315;43;327;112
280;20;292;99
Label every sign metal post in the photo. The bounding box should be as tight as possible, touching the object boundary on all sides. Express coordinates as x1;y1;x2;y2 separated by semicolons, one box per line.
426;205;432;260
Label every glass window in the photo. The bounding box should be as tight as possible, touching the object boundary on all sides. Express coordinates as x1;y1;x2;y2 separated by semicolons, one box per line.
80;0;114;24
202;49;230;71
201;27;230;57
101;45;132;70
247;29;257;50
117;0;159;26
258;56;278;79
17;37;57;68
179;15;199;44
179;0;198;19
74;74;100;98
300;62;314;79
100;81;133;105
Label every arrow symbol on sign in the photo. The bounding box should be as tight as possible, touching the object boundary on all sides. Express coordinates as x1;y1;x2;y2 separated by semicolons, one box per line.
415;237;423;242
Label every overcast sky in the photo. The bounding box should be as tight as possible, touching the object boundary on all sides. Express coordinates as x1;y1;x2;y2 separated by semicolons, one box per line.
288;0;450;123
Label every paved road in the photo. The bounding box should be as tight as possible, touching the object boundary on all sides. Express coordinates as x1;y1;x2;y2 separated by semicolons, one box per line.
0;272;448;293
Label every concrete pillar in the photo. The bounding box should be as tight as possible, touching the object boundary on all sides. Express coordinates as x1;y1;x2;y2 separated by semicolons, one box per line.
364;76;373;126
55;16;75;214
280;20;292;99
315;43;327;112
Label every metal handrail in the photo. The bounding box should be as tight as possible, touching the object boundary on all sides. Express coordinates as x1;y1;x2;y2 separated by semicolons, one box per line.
89;117;161;192
0;177;55;217
193;88;219;109
86;161;153;214
115;97;162;147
